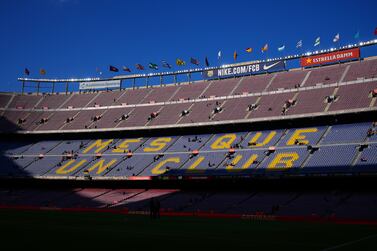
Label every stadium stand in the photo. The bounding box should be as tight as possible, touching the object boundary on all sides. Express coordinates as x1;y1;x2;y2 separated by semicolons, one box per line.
0;58;375;132
266;69;307;90
1;59;377;131
1;188;376;220
0;121;375;179
1;50;377;224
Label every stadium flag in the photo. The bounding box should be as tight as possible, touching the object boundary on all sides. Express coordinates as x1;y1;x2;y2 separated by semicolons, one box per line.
218;50;222;60
136;64;145;70
261;44;268;52
233;50;238;61
205;57;209;67
354;31;360;39
40;69;46;75
245;47;252;53
122;66;131;72
176;58;185;66
190;57;199;66
333;33;340;43
149;63;158;70
109;65;119;72
278;45;285;51
24;68;30;76
162;60;172;69
375;27;377;35
296;40;303;48
314;37;320;46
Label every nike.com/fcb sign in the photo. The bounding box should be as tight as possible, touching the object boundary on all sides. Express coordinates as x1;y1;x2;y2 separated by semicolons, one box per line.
300;48;360;67
203;61;285;79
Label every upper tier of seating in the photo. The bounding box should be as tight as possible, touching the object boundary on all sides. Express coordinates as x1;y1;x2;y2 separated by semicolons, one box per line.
1;58;376;132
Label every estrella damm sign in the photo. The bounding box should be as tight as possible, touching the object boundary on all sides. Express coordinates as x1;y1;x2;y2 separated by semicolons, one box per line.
300;48;360;67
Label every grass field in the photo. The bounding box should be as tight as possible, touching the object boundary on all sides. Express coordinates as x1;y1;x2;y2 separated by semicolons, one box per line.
0;209;376;250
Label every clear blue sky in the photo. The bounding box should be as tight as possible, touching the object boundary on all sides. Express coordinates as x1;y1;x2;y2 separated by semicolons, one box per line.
0;0;376;92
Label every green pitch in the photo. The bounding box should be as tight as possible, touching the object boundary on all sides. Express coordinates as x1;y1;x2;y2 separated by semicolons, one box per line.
0;209;376;250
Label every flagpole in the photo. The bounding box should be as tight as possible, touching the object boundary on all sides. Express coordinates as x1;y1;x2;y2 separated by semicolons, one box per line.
218;50;221;67
21;80;25;95
266;50;268;62
300;49;303;70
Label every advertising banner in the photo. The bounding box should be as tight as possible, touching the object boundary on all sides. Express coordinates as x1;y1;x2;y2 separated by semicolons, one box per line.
203;60;285;79
300;48;360;67
79;80;121;90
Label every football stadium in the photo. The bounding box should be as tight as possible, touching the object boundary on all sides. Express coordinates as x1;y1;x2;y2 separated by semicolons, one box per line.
1;1;377;250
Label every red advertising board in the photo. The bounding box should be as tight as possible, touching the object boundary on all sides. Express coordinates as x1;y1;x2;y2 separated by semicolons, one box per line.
300;48;360;67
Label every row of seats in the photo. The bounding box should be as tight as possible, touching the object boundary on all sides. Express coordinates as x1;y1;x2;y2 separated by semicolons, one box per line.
0;59;376;132
1;188;376;220
1;81;376;132
2;58;376;110
1;122;376;178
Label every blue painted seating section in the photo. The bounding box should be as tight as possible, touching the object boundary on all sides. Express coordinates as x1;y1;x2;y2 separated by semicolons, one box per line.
168;134;211;152
0;141;33;155
200;132;248;151
1;122;377;178
21;140;61;155
321;123;370;144
106;155;155;177
138;153;190;176
180;152;227;174
240;129;284;148
108;138;148;153
303;145;358;173
46;140;90;154
135;136;178;153
213;149;266;175
11;156;34;169
0;155;23;176
277;127;326;146
258;147;309;172
23;156;63;176
75;155;125;177
354;143;377;172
